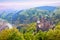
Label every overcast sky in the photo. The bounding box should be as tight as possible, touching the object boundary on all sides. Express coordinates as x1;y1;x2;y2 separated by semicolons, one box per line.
0;0;60;2
0;0;60;10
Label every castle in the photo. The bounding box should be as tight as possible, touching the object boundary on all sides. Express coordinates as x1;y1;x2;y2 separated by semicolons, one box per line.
36;16;55;32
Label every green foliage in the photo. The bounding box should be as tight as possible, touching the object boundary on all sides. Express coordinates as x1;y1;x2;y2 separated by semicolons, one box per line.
24;33;34;40
46;29;60;40
0;22;60;40
35;30;47;40
25;23;36;34
55;22;60;30
0;28;24;40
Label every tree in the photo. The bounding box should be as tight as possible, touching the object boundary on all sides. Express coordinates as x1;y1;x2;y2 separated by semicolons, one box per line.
0;28;24;40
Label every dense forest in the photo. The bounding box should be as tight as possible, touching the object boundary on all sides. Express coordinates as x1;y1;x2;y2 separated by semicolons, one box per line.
0;6;60;40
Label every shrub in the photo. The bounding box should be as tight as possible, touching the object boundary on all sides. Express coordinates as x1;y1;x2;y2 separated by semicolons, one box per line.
0;22;60;40
46;29;60;40
0;28;24;40
24;33;34;40
26;23;36;34
55;22;60;30
34;30;47;40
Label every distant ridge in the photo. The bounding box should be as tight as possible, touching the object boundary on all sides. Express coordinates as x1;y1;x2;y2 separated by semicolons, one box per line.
36;6;56;11
0;6;58;24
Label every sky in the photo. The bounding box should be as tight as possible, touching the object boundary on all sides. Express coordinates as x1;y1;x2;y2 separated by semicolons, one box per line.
0;0;60;10
0;0;60;2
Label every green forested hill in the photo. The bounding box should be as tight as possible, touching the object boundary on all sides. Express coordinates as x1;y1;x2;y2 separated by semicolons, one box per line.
0;6;60;24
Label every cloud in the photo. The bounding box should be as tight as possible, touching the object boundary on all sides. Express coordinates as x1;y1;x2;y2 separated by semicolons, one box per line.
0;0;60;2
0;1;60;10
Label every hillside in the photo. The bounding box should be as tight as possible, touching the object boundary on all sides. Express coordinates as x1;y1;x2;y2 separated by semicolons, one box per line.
0;6;59;25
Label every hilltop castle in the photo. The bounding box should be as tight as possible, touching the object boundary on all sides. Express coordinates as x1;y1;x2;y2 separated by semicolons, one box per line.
36;16;55;32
